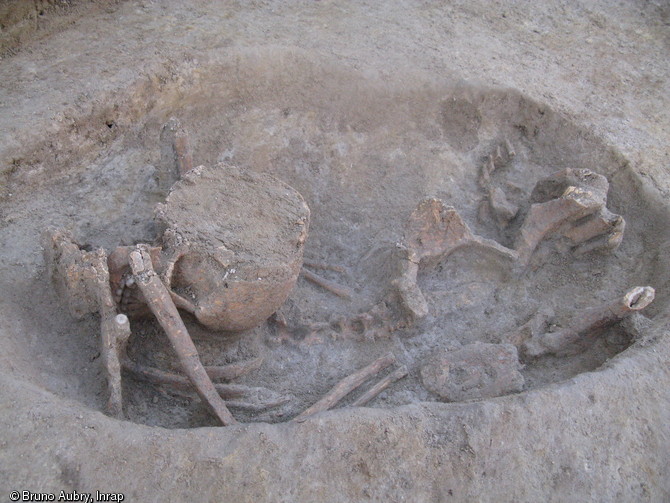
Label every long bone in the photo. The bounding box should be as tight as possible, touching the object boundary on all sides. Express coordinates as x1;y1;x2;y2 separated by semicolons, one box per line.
128;245;237;426
91;249;131;418
293;353;397;422
521;286;655;358
301;268;353;299
351;365;408;407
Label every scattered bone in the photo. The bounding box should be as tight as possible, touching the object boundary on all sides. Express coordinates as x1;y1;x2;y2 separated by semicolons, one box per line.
478;140;516;189
301;268;352;300
514;168;623;265
393;260;429;319
204;357;264;381
44;231;131;418
169;290;197;314
515;188;600;262
101;314;131;418
269;297;404;347
420;343;525;402
403;198;517;264
351;365;408;407
564;209;621;244
530;168;609;205
521;286;655;358
340;300;403;340
107;244;162;316
488;186;519;226
495;145;504;164
566;209;625;255
121;357;288;410
129;245;237;426
293;353;396;422
159;117;194;192
121;357;239;395
501;307;555;347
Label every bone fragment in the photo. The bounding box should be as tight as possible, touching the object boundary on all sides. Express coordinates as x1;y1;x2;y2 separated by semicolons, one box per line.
43;231;131;418
515;186;603;265
567;210;625;255
43;229;99;318
404;198;517;264
293;353;396;422
393;260;429;319
303;260;347;274
122;358;240;398
396;199;516;318
204;357;264;381
501;307;554;347
351;365;408;407
515;168;625;264
101;314;131;418
505;138;516;158
495;146;504;164
488;186;519;226
129;245;237;426
121;358;289;411
521;286;655;358
421;343;525;401
301;268;352;299
169;290;197;314
159;117;193;191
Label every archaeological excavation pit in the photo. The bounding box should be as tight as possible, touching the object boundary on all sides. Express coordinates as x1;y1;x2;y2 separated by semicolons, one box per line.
3;50;669;435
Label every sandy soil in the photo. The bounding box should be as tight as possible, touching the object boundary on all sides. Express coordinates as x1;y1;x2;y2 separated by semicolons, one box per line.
1;1;669;501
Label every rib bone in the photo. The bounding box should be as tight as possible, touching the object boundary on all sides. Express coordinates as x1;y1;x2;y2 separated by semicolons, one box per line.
293;353;396;422
351;365;408;407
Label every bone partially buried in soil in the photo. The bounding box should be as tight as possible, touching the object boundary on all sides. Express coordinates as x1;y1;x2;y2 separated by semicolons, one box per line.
44;160;312;425
395;167;628;320
44;146;653;425
421;343;525;402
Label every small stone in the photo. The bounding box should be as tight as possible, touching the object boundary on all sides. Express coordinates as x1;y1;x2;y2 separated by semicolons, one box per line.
420;342;525;402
